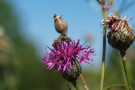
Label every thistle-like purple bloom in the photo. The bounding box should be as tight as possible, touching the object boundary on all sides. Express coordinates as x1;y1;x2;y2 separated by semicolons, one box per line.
42;39;96;73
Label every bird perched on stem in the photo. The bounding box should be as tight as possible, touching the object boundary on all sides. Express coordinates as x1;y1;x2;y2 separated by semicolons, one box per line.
54;14;68;37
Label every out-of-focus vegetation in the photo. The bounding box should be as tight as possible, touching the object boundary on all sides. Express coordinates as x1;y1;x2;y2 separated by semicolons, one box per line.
0;1;65;90
0;0;135;90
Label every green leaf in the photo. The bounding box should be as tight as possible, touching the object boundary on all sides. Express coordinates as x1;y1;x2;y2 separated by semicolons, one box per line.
106;84;132;90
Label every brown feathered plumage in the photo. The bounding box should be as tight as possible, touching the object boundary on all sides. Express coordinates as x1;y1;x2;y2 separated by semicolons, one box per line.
54;14;68;36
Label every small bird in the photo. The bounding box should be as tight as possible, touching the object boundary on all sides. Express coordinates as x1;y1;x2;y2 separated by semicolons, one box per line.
54;14;68;37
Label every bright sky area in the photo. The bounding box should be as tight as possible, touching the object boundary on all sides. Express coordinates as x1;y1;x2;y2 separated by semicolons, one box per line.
5;0;135;70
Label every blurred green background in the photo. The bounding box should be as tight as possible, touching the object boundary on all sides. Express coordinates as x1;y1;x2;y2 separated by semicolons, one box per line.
0;0;135;90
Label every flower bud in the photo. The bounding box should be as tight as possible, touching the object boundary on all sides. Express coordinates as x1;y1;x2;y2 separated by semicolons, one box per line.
54;14;68;37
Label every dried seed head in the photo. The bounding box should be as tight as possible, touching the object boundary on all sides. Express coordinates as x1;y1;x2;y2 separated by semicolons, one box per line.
54;14;68;37
102;13;134;51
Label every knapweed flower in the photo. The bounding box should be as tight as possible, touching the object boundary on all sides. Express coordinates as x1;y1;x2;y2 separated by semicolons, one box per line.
102;13;134;51
42;39;96;73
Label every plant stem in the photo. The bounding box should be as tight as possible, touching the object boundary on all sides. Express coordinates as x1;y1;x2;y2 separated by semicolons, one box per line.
120;51;132;90
80;74;89;90
72;81;80;90
99;10;107;90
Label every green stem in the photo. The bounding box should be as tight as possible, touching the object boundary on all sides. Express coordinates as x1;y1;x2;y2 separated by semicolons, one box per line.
80;74;89;90
120;51;132;90
72;81;80;90
99;10;107;90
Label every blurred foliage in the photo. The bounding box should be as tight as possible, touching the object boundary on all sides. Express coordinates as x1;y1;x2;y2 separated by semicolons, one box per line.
0;1;66;90
0;0;135;90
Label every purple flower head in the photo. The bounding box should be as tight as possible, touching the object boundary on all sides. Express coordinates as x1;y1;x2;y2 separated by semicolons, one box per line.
42;39;96;73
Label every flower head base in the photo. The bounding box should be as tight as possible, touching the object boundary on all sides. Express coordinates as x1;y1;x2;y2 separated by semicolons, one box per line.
42;38;96;73
62;60;81;82
102;13;134;51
